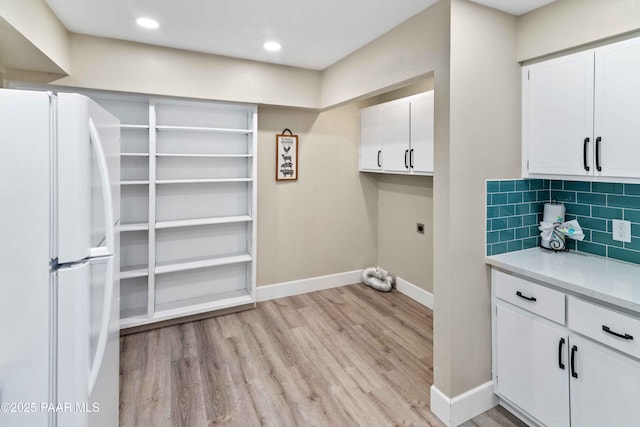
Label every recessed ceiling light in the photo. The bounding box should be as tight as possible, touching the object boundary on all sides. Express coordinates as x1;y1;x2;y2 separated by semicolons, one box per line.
136;17;159;29
263;41;282;52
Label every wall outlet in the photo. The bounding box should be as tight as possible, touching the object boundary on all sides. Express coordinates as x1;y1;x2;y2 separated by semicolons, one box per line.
417;223;425;234
612;219;631;243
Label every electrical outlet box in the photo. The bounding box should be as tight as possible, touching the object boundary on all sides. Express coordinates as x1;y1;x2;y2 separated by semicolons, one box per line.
612;219;631;243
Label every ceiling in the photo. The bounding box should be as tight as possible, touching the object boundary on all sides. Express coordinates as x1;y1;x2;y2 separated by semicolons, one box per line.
45;0;556;71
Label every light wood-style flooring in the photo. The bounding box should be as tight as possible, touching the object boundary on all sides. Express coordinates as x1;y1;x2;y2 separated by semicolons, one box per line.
120;284;526;427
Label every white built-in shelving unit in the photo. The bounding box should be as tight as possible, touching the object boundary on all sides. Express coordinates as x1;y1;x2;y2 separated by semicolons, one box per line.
90;93;257;330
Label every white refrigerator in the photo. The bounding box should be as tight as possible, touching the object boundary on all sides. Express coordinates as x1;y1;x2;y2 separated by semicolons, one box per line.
0;89;121;427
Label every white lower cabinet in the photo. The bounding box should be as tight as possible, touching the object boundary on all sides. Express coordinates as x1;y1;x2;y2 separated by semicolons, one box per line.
492;269;640;427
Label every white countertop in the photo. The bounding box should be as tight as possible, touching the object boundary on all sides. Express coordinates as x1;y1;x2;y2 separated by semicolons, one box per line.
486;248;640;314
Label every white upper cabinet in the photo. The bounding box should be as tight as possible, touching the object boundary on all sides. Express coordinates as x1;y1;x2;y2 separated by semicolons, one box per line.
594;37;640;179
382;100;411;172
359;106;383;171
523;36;640;181
359;91;434;176
410;92;434;173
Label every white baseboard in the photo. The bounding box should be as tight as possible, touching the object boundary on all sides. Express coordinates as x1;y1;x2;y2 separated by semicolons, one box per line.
430;381;498;427
395;276;434;309
256;270;363;302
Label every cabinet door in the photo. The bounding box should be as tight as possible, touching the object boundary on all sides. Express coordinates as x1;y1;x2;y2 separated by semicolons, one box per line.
382;100;411;172
359;106;383;171
409;92;434;173
523;51;594;176
496;305;570;427
594;37;640;179
569;335;640;427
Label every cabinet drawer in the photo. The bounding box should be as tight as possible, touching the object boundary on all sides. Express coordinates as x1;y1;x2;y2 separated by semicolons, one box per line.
568;296;640;359
494;270;565;324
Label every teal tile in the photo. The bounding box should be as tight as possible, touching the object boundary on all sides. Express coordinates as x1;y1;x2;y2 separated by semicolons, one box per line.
592;182;623;194
523;237;539;249
487;231;500;244
508;192;523;204
608;247;640;265
492;242;508;255
500;205;516;217
492;218;508;230
577;192;606;205
566;214;577;221
487;181;501;193
491;193;508;205
487;246;492;256
516;204;530;215
607;220;613;233
522;191;537;202
529;179;544;190
624;184;640;196
566;239;577;250
487;206;501;218
576;216;607;231
564;181;591;192
515;180;529;191
529;202;546;213
487;219;492;232
500;181;515;192
551;190;576;203
591;230;623;247
508;216;523;228
592;206;623;220
625;237;640;251
625;209;640;223
632;224;640;238
537;190;550;201
523;214;538;226
577;241;607;257
500;229;515;242
508;240;523;252
543;180;550;189
608;195;640;210
550;181;563;190
515;227;529;239
564;203;591;217
529;225;540;237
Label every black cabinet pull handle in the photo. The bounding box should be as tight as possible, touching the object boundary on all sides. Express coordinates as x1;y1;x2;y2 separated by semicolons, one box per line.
583;137;590;172
595;136;602;172
571;345;578;378
410;149;414;168
516;291;537;302
558;338;566;370
404;149;409;169
602;325;634;340
377;150;381;168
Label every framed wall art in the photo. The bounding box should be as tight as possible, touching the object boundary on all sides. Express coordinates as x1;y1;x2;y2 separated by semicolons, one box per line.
276;129;298;181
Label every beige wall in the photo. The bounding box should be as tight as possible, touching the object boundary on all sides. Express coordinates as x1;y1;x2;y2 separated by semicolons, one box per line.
518;0;640;62
377;175;434;292
49;34;321;109
256;104;378;285
0;0;70;73
433;0;520;397
320;0;450;108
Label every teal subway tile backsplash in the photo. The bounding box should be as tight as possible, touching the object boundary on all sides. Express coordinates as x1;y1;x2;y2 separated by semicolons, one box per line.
486;179;640;265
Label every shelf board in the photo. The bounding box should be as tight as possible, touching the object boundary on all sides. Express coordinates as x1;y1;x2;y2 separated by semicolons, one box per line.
120;290;254;330
155;125;253;134
121;222;149;232
155;254;252;275
121;124;150;129
120;266;149;280
121;153;150;157
156;215;252;229
156;153;252;158
155;178;252;184
121;180;150;185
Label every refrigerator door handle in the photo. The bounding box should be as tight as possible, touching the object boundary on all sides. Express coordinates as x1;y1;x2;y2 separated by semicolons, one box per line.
88;118;115;257
88;255;114;395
